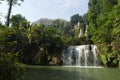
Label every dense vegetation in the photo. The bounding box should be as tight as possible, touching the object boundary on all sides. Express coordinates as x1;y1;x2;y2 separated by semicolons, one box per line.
0;0;120;79
0;53;24;80
87;0;120;67
0;13;88;65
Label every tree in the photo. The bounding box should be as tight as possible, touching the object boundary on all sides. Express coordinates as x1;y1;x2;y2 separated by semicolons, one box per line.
6;0;24;27
10;23;65;65
0;53;25;80
87;0;119;44
0;24;25;80
112;4;120;53
70;14;87;37
87;0;120;67
70;14;82;27
50;19;72;37
10;14;30;28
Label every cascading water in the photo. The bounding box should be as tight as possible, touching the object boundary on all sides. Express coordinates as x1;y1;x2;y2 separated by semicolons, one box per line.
61;45;101;66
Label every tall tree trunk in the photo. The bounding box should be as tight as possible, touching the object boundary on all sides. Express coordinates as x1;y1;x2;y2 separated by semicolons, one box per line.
6;0;13;27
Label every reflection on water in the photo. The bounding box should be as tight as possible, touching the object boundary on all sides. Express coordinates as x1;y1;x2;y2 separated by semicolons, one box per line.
24;66;120;80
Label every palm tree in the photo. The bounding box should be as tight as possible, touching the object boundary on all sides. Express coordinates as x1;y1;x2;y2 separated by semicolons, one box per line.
6;0;24;27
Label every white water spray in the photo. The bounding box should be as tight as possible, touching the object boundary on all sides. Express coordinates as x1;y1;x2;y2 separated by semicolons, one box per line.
62;45;101;66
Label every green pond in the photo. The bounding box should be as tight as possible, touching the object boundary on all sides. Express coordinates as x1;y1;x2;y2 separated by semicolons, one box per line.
24;66;120;80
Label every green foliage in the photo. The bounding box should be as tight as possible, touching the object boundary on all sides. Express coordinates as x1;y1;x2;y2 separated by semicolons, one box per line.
50;19;72;37
112;5;120;51
70;14;87;37
1;0;120;67
0;53;25;80
10;14;30;28
70;14;84;27
88;0;120;67
105;51;119;67
97;44;120;67
62;36;89;46
0;26;29;53
88;0;119;45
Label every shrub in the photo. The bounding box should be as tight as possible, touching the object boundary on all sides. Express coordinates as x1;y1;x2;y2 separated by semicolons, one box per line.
0;53;25;80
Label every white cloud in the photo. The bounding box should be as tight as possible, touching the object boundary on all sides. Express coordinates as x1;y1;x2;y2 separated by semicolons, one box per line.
59;0;83;9
0;0;89;23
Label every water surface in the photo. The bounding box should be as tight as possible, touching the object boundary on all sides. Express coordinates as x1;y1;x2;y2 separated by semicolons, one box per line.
24;66;120;80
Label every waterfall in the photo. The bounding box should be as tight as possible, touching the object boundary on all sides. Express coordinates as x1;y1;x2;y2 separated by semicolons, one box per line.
61;45;101;66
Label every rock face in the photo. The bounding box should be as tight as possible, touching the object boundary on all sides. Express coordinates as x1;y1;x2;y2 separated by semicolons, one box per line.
61;45;101;66
49;56;59;65
32;18;54;26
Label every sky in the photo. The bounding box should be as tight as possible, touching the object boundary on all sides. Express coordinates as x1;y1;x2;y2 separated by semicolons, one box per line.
0;0;89;23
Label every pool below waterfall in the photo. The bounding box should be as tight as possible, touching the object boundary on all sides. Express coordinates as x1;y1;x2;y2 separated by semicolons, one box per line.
24;66;120;80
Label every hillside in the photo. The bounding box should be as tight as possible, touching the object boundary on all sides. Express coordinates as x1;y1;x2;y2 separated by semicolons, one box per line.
32;18;54;26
